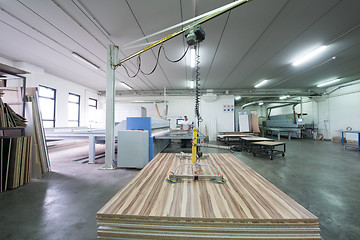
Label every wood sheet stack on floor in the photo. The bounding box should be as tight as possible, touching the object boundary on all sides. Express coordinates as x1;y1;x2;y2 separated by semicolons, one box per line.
0;136;32;192
97;153;321;239
25;88;50;178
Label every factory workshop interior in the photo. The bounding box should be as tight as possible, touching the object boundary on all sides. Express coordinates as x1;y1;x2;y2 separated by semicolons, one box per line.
0;0;360;240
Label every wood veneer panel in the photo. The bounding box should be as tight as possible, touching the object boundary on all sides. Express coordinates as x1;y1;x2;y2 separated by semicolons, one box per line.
252;141;285;146
98;153;316;220
97;153;320;239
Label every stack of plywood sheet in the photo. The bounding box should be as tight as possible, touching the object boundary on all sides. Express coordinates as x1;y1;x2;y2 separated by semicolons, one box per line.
25;88;50;178
97;153;321;239
0;136;32;192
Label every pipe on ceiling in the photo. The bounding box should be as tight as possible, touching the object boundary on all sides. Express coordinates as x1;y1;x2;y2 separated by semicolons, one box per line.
241;100;300;109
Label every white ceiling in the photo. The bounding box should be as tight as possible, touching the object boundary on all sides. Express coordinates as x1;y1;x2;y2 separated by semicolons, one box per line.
0;0;360;98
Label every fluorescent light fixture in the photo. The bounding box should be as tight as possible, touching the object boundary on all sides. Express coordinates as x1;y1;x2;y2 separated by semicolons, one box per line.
189;80;194;89
292;45;328;67
258;102;264;106
120;82;133;90
72;52;99;70
279;95;290;100
317;78;341;88
235;96;241;100
254;80;269;88
190;48;196;68
0;76;20;80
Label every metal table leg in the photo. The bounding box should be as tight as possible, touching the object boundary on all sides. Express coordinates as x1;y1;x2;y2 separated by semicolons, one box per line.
88;135;96;164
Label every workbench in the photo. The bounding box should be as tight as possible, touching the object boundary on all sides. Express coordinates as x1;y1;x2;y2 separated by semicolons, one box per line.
240;136;274;152
341;131;360;150
45;129;106;164
217;133;253;145
251;141;286;160
97;153;321;239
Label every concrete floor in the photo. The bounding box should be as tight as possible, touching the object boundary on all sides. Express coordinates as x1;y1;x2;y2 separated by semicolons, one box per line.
0;138;359;240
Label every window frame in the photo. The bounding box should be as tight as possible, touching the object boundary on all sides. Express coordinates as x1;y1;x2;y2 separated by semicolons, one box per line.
88;98;97;109
38;85;56;128
88;98;98;125
68;93;80;127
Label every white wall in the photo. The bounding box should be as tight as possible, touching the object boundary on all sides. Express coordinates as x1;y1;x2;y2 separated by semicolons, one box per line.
113;94;235;141
237;81;360;140
1;57;102;128
27;73;101;128
316;83;360;140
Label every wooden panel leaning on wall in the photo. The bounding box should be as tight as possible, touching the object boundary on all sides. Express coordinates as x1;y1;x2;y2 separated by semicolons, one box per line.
97;153;321;239
0;136;32;192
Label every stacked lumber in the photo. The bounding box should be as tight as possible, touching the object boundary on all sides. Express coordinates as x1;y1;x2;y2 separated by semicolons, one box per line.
97;153;321;239
25;88;50;177
0;97;27;128
0;136;32;192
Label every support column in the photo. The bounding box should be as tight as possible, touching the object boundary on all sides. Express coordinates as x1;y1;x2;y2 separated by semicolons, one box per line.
88;135;95;164
101;45;118;169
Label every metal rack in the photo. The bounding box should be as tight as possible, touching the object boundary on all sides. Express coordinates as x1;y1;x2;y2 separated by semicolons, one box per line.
341;131;360;150
0;63;29;136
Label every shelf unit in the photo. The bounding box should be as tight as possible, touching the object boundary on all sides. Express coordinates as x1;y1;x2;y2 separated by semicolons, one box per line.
341;131;360;150
0;63;29;136
0;64;30;192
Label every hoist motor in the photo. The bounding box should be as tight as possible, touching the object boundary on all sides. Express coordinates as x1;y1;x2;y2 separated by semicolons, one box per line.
185;25;205;46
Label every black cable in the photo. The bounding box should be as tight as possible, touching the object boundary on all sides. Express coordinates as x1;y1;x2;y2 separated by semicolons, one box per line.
140;45;162;75
121;55;141;78
121;44;190;78
194;43;203;126
163;45;190;63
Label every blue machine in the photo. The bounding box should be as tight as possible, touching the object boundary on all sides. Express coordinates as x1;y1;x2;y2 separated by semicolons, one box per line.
126;117;153;161
126;117;170;162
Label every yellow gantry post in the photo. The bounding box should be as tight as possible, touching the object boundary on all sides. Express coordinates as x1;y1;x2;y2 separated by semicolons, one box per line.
192;128;198;163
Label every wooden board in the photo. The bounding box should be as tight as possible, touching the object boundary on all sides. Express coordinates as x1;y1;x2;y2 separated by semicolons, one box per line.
97;153;320;239
252;141;285;146
241;137;274;141
0;136;32;191
251;114;261;133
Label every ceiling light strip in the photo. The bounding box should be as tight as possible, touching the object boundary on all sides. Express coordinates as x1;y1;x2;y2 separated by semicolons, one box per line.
72;52;99;70
254;80;269;88
317;79;340;87
292;45;328;67
120;82;133;90
279;95;290;100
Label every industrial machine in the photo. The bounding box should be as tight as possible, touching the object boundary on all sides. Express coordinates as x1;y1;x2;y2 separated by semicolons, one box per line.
264;113;305;139
117;117;170;168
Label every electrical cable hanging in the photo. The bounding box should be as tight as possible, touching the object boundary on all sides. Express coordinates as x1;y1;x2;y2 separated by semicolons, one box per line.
121;55;141;78
140;45;162;75
120;44;189;78
194;43;203;126
163;45;190;63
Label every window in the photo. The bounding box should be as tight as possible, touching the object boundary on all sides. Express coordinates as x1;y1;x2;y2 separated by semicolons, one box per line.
88;98;97;126
38;85;56;128
68;93;80;127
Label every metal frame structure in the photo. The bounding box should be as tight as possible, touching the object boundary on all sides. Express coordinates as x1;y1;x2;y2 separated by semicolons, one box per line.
0;64;28;136
103;0;252;169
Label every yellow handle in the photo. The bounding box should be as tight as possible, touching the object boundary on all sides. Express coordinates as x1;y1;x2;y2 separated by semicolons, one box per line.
192;128;198;163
